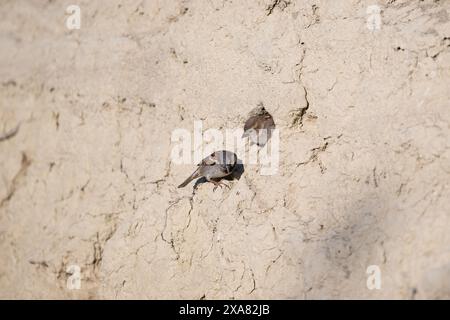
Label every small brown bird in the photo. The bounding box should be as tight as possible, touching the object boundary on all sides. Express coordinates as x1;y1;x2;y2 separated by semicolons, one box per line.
242;103;275;146
178;150;238;189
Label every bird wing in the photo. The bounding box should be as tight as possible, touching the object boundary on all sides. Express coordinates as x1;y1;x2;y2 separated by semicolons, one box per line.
263;115;275;129
243;116;260;132
197;153;217;166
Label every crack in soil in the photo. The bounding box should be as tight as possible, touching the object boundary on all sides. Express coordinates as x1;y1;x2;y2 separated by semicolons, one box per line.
0;152;31;208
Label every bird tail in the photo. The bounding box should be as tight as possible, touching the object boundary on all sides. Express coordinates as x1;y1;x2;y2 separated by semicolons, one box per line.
178;169;200;188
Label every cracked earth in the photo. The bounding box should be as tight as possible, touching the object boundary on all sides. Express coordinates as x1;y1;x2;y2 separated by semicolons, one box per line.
1;0;450;299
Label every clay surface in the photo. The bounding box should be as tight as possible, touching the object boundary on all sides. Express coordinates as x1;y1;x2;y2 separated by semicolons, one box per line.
0;0;449;299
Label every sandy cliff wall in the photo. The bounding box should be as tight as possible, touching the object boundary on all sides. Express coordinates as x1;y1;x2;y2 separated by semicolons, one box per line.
0;0;449;299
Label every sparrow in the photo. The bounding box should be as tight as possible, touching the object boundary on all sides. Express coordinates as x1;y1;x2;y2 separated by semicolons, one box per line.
178;150;238;189
242;103;275;147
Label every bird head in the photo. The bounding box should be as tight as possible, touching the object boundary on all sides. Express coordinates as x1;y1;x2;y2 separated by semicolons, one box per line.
250;103;267;116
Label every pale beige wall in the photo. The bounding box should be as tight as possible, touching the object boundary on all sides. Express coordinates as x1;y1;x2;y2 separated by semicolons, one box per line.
0;0;449;299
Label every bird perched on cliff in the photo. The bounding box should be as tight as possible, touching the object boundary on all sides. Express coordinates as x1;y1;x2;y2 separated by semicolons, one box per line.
242;103;275;147
178;150;238;189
